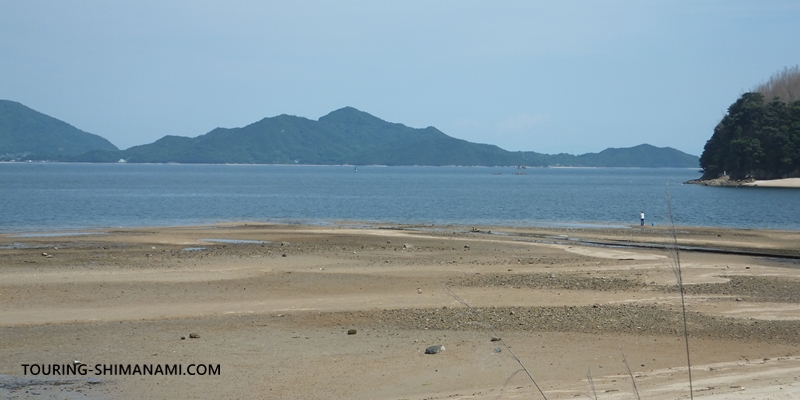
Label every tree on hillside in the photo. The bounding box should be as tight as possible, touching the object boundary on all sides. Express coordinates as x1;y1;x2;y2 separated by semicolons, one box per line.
700;67;800;180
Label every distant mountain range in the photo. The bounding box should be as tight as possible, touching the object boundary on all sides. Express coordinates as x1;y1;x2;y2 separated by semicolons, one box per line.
0;100;699;167
0;100;118;158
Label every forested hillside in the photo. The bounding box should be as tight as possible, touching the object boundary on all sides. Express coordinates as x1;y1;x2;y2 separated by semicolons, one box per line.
0;100;118;160
699;66;800;180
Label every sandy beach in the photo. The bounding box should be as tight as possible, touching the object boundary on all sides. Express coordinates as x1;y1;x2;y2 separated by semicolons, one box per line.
2;223;800;399
744;178;800;188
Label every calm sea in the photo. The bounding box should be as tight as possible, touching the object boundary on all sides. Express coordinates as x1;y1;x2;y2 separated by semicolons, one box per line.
1;163;797;232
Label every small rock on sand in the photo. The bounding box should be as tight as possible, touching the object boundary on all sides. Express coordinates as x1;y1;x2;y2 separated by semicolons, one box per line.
347;329;357;335
425;345;445;354
189;333;200;339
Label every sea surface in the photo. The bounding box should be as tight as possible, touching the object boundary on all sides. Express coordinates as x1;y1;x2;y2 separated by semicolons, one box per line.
1;163;798;232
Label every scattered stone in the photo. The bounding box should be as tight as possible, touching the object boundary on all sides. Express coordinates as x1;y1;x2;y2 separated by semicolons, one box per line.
41;252;48;257
417;288;422;294
494;347;502;353
282;254;287;257
347;329;357;335
189;333;200;339
425;345;445;354
490;337;501;342
181;336;186;340
403;243;414;249
464;245;470;249
281;242;288;246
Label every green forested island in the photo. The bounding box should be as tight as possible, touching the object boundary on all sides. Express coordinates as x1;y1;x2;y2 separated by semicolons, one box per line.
1;101;698;167
0;100;118;158
699;66;800;181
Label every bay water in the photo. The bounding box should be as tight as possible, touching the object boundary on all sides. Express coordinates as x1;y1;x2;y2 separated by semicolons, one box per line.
1;163;797;232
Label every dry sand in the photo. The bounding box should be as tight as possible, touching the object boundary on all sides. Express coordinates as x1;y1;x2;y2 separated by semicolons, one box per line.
2;223;800;399
744;178;800;188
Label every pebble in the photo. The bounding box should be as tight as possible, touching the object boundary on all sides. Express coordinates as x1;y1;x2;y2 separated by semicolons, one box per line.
189;333;200;339
425;345;445;354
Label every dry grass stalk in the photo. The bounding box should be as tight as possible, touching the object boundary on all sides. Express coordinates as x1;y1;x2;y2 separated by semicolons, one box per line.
752;65;800;103
666;184;694;399
586;368;598;400
442;285;548;400
622;352;641;400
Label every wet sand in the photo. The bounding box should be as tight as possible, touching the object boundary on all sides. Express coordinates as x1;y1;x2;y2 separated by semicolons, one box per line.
2;223;800;399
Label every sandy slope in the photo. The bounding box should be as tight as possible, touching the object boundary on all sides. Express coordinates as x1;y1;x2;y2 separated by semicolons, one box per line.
2;223;800;399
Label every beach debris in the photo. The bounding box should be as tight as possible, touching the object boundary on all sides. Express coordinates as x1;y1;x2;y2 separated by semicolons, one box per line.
189;333;200;339
403;243;414;249
347;329;357;335
73;360;82;366
425;345;445;354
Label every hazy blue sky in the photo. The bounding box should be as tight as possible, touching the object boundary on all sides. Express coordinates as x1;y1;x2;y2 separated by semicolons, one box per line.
2;1;799;155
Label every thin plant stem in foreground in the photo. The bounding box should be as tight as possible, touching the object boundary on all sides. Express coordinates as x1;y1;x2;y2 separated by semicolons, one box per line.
442;285;548;400
586;368;598;400
666;184;694;399
622;351;641;400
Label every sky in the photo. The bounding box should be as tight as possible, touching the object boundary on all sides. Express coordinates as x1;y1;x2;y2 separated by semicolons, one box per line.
2;1;799;156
